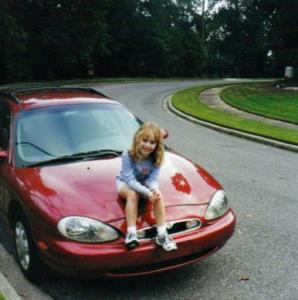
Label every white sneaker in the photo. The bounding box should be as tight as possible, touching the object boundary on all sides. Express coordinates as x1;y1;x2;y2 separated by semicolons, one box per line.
156;233;177;251
125;232;139;249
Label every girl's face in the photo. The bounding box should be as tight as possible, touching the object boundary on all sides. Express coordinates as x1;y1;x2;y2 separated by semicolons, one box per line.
137;133;157;158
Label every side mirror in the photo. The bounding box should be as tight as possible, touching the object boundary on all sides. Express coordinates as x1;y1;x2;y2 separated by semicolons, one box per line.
161;129;169;139
0;150;8;160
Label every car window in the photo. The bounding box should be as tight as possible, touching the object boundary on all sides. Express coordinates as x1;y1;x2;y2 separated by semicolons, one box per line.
14;103;140;167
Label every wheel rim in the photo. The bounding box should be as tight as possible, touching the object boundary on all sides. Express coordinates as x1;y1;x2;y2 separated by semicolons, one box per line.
15;221;30;271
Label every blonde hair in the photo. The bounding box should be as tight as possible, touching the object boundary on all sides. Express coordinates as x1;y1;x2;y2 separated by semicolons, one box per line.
129;122;164;166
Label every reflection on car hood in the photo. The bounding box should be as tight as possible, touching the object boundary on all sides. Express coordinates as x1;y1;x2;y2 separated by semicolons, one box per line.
15;152;221;223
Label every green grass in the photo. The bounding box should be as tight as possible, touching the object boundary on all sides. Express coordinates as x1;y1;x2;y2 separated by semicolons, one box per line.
172;85;298;145
221;83;298;124
0;291;6;300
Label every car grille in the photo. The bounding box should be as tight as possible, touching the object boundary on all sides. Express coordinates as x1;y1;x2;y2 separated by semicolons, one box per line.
136;218;202;240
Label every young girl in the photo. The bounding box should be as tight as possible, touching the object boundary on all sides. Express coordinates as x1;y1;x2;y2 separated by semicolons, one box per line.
116;122;177;251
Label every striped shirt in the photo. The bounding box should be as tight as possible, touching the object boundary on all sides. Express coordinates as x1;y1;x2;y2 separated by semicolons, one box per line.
117;150;160;196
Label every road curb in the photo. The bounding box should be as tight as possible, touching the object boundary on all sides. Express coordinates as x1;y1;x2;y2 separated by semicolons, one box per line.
0;243;22;300
163;94;298;153
0;272;22;300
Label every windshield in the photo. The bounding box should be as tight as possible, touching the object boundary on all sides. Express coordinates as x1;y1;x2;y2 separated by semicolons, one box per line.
14;103;140;167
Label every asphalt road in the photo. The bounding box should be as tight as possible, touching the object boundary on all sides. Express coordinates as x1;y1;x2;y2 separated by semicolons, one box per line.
0;80;297;300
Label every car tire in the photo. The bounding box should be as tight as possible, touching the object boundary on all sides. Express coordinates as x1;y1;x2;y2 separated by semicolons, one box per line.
13;211;43;281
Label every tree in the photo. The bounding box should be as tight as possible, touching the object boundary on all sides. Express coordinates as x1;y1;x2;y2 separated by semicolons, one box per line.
10;0;112;80
262;0;298;77
206;0;269;77
105;0;206;77
0;1;28;83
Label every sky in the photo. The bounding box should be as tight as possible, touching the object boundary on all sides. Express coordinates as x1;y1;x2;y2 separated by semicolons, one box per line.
196;0;227;14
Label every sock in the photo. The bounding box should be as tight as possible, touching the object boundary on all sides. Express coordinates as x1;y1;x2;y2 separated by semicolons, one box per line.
127;226;136;234
157;224;167;236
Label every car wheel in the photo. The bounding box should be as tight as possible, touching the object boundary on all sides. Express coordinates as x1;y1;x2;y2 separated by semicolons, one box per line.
13;212;42;281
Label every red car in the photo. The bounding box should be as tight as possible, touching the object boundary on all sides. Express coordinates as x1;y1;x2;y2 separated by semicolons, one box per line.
0;87;235;281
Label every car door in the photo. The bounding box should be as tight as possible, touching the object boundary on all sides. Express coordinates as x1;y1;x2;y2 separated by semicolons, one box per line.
0;102;12;215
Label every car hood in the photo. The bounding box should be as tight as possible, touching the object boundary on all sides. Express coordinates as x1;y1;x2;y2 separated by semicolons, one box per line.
16;152;221;223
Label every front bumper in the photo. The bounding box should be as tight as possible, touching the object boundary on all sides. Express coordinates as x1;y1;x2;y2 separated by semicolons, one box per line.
39;209;236;277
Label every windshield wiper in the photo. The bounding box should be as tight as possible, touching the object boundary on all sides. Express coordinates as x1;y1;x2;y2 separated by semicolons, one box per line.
16;142;57;157
26;149;122;167
69;149;122;158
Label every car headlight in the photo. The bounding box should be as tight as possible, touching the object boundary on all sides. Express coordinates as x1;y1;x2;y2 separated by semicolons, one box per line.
205;190;228;221
58;216;120;243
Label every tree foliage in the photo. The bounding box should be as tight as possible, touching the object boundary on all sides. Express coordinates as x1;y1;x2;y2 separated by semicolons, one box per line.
0;0;297;83
206;0;298;77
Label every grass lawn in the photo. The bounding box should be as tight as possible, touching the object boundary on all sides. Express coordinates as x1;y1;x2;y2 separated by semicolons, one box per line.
172;85;298;145
0;291;6;300
221;83;298;124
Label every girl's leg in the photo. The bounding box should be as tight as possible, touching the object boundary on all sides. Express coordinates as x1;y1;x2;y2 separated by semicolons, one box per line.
153;195;177;251
153;196;166;227
119;186;140;227
119;186;140;249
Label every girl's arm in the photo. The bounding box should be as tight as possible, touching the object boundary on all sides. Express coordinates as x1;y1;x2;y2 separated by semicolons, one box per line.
121;152;151;196
145;166;160;191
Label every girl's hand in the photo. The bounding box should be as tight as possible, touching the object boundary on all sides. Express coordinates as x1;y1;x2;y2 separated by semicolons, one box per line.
153;189;161;199
148;189;162;203
148;191;156;203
